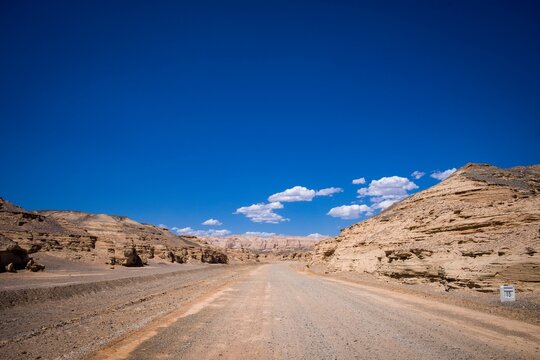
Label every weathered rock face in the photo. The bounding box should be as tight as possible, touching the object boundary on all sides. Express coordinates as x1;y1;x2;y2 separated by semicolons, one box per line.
0;198;228;267
201;249;228;264
38;210;200;263
0;234;30;272
0;198;98;255
312;164;540;292
122;247;144;267
201;235;322;259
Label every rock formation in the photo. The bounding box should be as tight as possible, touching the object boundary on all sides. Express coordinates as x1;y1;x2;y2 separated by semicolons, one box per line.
0;234;30;272
201;235;323;260
0;198;229;267
122;246;144;267
312;164;540;292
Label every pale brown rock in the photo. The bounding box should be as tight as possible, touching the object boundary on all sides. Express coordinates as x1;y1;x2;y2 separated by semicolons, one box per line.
0;198;229;268
122;247;143;267
312;164;540;292
0;234;30;272
201;235;322;261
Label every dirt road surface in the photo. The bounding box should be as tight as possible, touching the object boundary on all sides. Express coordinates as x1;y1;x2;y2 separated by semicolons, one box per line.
0;264;251;360
91;263;540;360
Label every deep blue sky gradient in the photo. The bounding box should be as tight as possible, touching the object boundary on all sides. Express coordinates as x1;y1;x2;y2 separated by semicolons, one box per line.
1;1;539;235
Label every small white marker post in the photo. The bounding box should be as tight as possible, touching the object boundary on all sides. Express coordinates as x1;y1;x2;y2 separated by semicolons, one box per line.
500;285;516;302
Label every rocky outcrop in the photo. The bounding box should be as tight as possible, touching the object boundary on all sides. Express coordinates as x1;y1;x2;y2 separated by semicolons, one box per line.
0;199;98;255
122;247;144;267
312;164;540;292
0;234;30;272
0;234;45;273
201;235;322;259
201;248;228;264
0;198;229;267
38;210;199;264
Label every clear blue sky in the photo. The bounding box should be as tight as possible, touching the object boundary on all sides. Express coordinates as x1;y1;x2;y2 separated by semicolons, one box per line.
1;1;539;236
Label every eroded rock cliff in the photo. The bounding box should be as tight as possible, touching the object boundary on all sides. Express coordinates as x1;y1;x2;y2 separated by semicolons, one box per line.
201;235;322;261
312;164;540;292
0;198;229;266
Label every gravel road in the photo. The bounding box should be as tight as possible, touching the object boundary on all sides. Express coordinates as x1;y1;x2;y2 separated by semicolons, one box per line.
93;263;540;360
0;264;253;360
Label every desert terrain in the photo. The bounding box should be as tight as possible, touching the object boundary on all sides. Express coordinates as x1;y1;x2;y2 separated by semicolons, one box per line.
313;164;540;293
200;234;322;260
1;163;539;359
1;262;539;359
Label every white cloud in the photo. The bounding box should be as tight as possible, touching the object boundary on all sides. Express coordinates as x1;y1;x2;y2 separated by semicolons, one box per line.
327;204;372;220
352;177;366;185
269;185;344;202
307;233;328;238
411;171;425;180
316;187;343;196
372;199;399;210
202;218;222;226
171;226;191;234
268;186;316;202
431;168;457;181
171;226;231;237
357;176;418;210
206;229;231;236
158;224;168;229
235;202;287;223
244;232;276;237
358;176;418;199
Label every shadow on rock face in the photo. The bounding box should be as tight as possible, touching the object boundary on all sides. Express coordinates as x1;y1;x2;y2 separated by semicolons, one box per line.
0;235;31;272
122;247;144;267
201;249;228;264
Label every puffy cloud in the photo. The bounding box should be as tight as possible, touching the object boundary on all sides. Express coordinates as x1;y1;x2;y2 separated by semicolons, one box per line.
352;177;366;185
268;186;316;202
358;176;417;199
316;187;343;196
244;232;276;237
431;168;457;181
158;224;168;229
171;227;231;237
357;176;418;210
327;204;372;220
206;229;232;236
202;218;222;226
235;202;287;223
171;226;191;234
307;233;328;238
269;185;344;202
372;199;399;210
411;171;425;180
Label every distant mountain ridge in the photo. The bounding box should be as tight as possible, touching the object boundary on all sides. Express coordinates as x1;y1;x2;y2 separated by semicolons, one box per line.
200;235;324;260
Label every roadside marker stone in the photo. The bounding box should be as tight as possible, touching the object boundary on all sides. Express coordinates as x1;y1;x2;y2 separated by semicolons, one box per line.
499;285;516;302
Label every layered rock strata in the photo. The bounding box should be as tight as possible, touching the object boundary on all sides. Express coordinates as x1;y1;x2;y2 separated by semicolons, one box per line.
0;198;228;267
312;164;540;292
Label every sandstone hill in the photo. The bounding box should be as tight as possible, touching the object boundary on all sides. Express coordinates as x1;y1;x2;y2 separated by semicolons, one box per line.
201;235;324;260
0;198;229;270
312;164;540;292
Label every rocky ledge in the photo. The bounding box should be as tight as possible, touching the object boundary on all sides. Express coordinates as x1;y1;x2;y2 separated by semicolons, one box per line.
311;164;540;293
0;198;229;268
